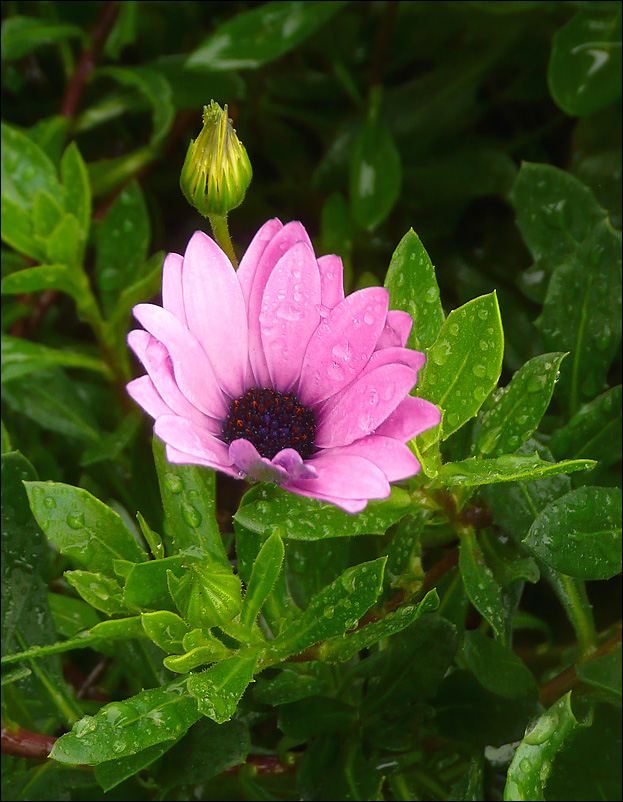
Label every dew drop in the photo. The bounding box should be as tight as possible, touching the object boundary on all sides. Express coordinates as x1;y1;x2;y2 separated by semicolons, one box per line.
478;309;489;320
363;311;375;325
75;716;97;739
519;758;532;774
473;386;488;403
447;412;460;427
43;496;57;509
479;340;489;351
472;365;486;378
524;712;558;745
165;473;183;494
181;503;202;528
431;340;451;366
66;512;85;530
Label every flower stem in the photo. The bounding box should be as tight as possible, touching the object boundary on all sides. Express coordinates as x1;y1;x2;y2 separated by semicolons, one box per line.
208;213;238;268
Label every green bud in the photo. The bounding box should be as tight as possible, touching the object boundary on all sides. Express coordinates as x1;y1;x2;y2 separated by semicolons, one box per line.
180;101;252;217
168;562;242;630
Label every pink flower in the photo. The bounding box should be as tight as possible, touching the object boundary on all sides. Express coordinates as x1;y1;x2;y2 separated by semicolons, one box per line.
127;220;440;513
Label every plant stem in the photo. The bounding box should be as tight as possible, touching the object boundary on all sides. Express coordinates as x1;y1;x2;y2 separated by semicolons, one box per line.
208;213;238;268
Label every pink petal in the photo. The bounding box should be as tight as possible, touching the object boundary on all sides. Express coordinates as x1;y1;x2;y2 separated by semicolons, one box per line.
289;452;390;500
244;221;314;387
315;363;417;448
182;231;248;399
237;218;283;306
127;375;173;419
155;415;232;468
363;346;426;376
287;489;369;514
260;241;322;392
321;434;420;482
317;254;344;310
376;310;413;349
133;304;227;420
375;396;441;441
272;448;318;480
165;443;241;479
128;329;219;431
229;439;288;483
298;287;390;406
162;252;186;324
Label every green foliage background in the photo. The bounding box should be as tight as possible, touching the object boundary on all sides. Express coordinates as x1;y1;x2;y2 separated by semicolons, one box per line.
1;1;621;800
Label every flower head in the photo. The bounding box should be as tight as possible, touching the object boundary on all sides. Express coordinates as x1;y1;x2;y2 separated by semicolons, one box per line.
180;101;252;217
127;220;441;513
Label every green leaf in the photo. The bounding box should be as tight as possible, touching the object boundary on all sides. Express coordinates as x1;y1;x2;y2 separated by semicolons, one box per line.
544;703;622;801
1;419;11;453
473;353;566;456
162;631;231;673
122;555;185;611
141;611;190;655
234;483;410;541
94;742;178;793
2;451;80;726
109;250;165;328
270;558;386;658
96;66;174;146
2;453;55;656
1;196;46;261
436;453;595;487
417;291;504;446
435;669;538;747
25;481;147;575
364;614;457;713
349;100;401;231
537;220;622;411
550;385;622;467
1;264;85;305
2;368;102;444
33;190;63;239
89;616;145;642
60;143;91;241
278;696;356;740
1;15;85;60
64;571;127;616
384;228;445;352
169;560;242;630
186;1;348;70
253;666;329;706
240;529;284;630
94;180;150;316
319;588;439;663
1;121;62;211
39;213;81;268
511;162;608;298
48;592;101;638
153;437;229;565
462;630;537;699
504;693;578;801
157;717;250;787
50;679;201;765
578;645;622;706
524;486;622;580
187;649;259;723
320;192;354;263
548;5;622;117
459;527;506;640
1;335;109;384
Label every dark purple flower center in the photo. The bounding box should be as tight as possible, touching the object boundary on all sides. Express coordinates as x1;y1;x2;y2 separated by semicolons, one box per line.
221;388;316;460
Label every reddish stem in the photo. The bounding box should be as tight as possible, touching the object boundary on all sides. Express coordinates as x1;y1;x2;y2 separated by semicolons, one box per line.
1;726;57;760
61;1;119;120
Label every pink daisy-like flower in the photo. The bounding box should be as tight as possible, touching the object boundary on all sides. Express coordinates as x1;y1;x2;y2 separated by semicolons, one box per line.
127;220;441;513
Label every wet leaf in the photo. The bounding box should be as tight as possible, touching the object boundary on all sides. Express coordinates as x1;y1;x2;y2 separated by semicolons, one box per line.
187;649;259;723
384;228;445;351
187;1;348;71
417;292;504;447
25;481;147;575
524;486;622;580
50;679;200;765
548;5;622;116
436;453;594;487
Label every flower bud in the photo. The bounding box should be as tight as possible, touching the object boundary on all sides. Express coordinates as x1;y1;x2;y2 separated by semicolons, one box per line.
180;101;252;217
